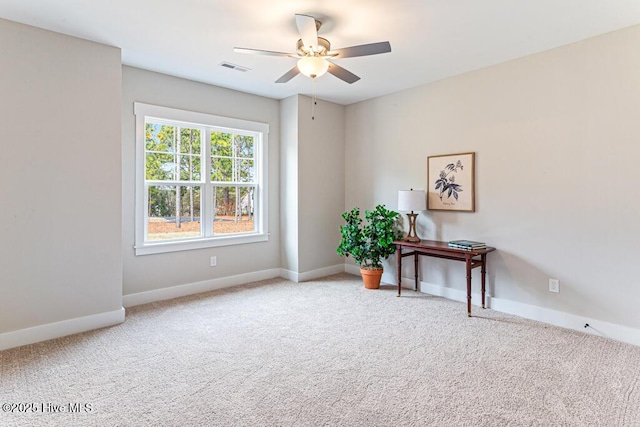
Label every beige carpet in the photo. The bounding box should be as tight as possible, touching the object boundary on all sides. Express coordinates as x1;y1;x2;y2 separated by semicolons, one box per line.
1;274;639;426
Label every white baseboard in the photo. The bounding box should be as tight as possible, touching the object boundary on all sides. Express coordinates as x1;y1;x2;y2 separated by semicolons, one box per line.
123;268;281;307
0;307;125;352
281;264;345;283
279;268;298;282
125;264;346;307
345;264;360;276
489;296;640;347
298;264;345;282
414;278;640;348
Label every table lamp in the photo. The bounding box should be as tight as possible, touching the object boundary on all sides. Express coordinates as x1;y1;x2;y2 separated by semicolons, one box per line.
397;189;426;243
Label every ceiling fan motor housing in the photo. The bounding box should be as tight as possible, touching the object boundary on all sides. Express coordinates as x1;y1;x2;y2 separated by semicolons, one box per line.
297;37;331;56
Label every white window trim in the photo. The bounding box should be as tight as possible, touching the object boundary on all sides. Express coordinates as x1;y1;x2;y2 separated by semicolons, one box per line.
134;102;269;256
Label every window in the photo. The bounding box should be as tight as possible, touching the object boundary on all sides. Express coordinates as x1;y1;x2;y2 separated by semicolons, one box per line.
134;103;268;255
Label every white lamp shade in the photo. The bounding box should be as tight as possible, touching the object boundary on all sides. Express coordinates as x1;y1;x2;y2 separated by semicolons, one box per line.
297;56;329;78
398;190;426;212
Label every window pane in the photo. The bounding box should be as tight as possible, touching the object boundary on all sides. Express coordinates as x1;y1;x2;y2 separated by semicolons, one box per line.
146;123;176;153
180;128;201;154
212;186;255;235
211;132;232;156
191;130;201;153
211;157;233;182
239;186;255;220
147;185;202;241
146;152;176;180
235;135;254;158
236;159;254;182
145;123;161;151
180;155;201;181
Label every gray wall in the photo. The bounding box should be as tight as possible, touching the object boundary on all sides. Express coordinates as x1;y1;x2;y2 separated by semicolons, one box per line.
0;19;123;333
297;96;345;273
279;95;345;277
122;66;281;296
280;96;299;273
345;25;640;330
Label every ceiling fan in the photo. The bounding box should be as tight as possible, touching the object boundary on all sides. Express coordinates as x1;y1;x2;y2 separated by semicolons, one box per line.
234;14;391;84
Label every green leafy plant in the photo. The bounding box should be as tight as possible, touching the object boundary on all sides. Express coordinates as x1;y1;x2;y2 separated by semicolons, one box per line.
337;204;402;270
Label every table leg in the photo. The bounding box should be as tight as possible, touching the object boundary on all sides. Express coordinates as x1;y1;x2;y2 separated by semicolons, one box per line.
397;245;402;297
466;254;472;317
481;254;487;309
414;252;419;291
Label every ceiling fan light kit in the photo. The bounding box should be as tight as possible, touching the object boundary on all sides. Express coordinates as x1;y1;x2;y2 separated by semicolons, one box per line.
297;56;329;78
234;13;391;84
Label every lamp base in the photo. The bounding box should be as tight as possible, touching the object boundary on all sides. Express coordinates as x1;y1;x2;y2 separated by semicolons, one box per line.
403;212;420;243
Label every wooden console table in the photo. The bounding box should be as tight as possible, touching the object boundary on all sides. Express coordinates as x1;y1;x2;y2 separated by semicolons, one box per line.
394;240;496;316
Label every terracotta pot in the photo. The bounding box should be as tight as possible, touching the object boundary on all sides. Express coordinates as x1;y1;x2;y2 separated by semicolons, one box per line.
360;267;383;289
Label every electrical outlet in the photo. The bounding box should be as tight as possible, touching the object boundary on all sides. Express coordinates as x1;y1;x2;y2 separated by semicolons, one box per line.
210;256;217;267
549;278;559;293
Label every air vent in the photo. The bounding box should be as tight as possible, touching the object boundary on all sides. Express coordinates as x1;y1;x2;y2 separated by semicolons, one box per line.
219;62;251;72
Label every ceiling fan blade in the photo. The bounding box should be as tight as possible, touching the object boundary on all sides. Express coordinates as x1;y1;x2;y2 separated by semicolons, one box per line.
275;66;300;83
295;14;318;52
327;62;360;84
330;41;391;58
234;47;294;57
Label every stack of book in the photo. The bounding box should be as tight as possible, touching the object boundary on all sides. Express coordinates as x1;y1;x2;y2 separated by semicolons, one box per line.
448;240;487;250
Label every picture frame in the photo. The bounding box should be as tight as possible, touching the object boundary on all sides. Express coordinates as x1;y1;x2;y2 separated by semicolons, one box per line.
427;152;475;212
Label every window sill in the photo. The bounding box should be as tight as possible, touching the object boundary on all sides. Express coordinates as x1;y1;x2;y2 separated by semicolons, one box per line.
134;233;268;256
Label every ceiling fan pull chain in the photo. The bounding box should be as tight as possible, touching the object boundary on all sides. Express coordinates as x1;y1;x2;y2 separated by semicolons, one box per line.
311;78;317;120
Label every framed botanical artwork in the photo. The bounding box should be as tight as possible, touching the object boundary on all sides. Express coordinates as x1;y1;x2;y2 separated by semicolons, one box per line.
427;152;475;212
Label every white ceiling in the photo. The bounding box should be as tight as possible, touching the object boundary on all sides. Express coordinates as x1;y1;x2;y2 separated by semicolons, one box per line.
2;0;640;105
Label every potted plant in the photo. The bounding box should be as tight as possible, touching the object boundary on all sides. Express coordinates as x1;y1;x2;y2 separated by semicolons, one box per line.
337;204;402;289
